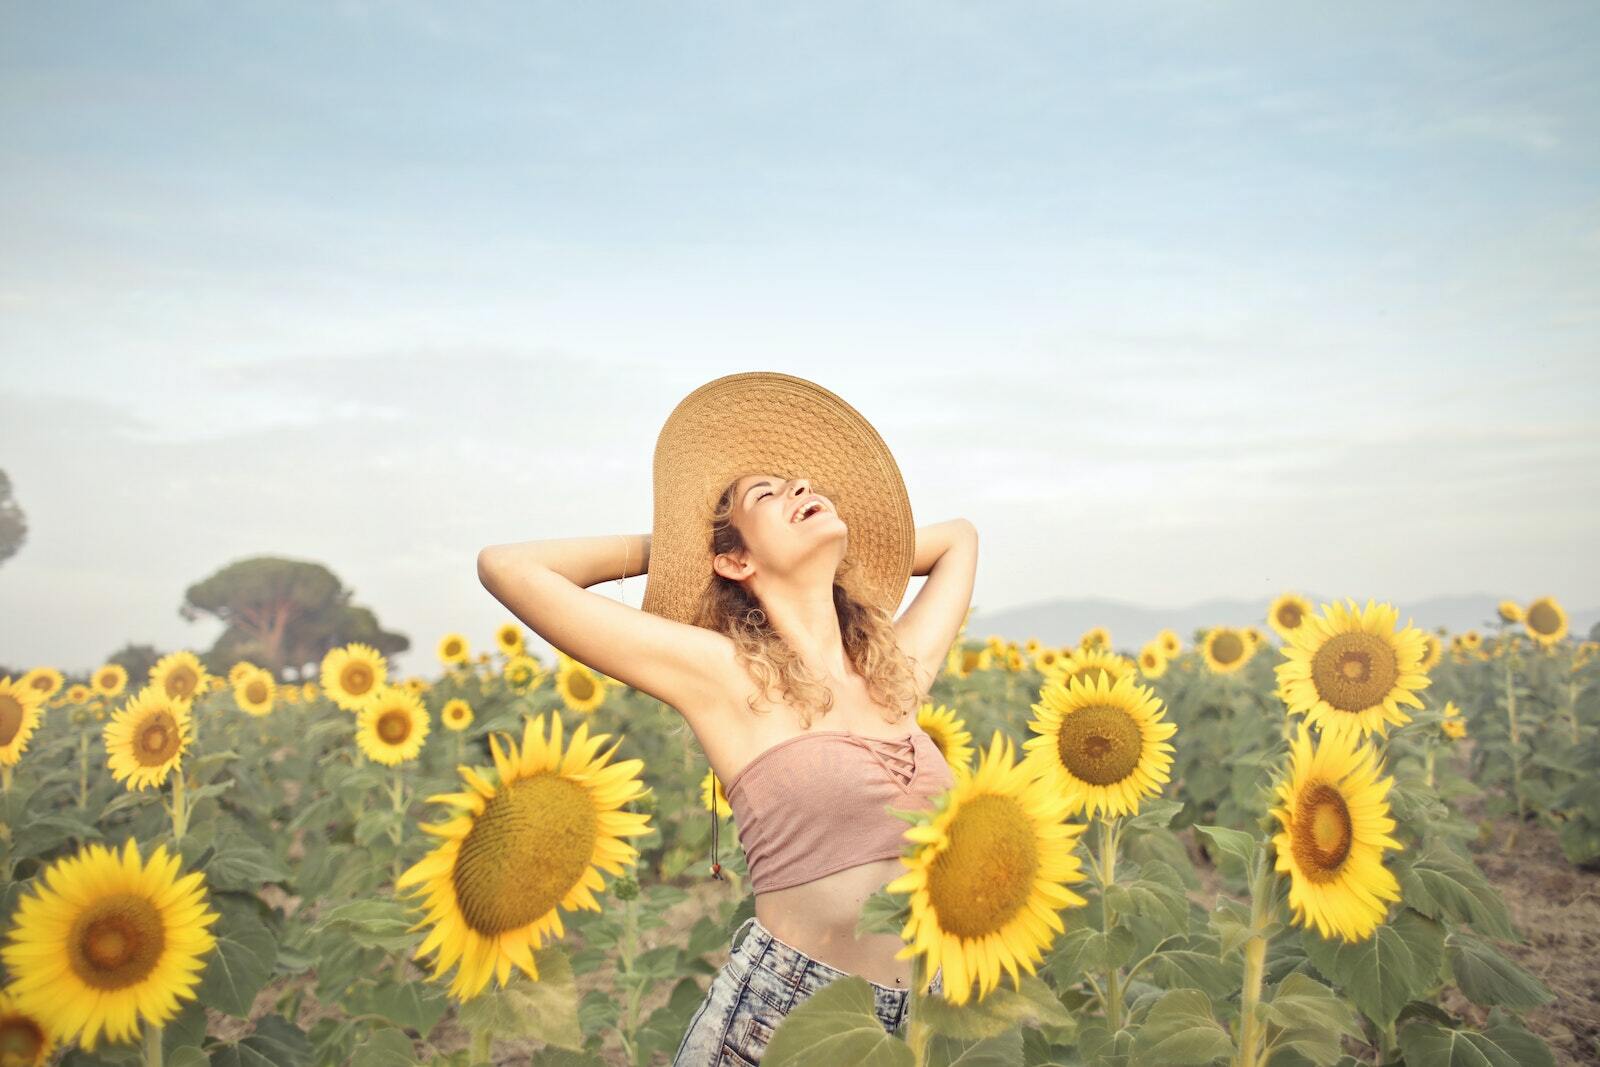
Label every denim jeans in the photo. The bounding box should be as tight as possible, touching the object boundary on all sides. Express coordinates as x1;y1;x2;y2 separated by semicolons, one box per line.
671;915;945;1066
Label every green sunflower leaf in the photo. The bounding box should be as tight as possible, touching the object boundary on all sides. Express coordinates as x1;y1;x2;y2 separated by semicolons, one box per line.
762;975;914;1067
1302;908;1445;1028
1129;988;1233;1066
1443;931;1553;1010
1396;1011;1555;1067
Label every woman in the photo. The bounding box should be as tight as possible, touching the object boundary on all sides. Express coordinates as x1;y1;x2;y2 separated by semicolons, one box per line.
476;373;979;1064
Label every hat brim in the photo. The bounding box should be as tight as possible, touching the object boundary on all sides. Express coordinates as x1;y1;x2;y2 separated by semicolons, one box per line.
641;372;914;628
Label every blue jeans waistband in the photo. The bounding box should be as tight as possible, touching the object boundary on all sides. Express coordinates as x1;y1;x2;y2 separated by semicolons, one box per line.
732;915;942;997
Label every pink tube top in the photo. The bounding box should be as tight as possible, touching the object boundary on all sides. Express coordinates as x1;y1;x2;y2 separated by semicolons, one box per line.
722;730;957;893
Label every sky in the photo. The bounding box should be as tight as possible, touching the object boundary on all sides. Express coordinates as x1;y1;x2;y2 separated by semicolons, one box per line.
2;1;1597;676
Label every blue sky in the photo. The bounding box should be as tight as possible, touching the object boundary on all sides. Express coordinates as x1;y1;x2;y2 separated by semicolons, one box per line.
2;2;1597;674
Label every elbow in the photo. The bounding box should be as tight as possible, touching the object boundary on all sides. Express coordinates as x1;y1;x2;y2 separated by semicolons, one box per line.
476;547;502;588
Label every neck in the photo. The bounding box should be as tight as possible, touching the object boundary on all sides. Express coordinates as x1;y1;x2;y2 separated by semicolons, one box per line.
762;584;849;678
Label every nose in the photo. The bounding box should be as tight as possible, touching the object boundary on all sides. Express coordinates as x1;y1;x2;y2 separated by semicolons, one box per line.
788;479;809;498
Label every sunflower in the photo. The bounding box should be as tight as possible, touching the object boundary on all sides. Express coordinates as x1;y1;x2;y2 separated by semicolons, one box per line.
946;646;993;679
441;699;474;732
356;686;430;766
227;661;257;685
1268;593;1314;642
0;987;55;1067
1023;671;1178;819
1137;643;1168;680
917;702;975;777
1;839;219;1050
1460;630;1482;651
1201;627;1252;675
1157;629;1182;658
404;677;429;696
700;769;732;817
1079;626;1111;652
1031;648;1065;674
985;635;1008;657
0;679;46;767
555;663;607;715
495;623;524;657
1024;638;1040;654
91;664;128;699
104;687;192;790
438;633;471;666
1048;646;1136;693
1496;600;1523;624
1522;596;1568;647
321;642;388;714
302;681;318;702
1275;600;1431;743
1270;724;1403;943
18;668;63;705
396;710;652;999
886;730;1089;1006
1440;701;1467;741
503;653;543;693
1245;627;1266;647
234;668;276;717
1417;632;1443;672
148;651;208;704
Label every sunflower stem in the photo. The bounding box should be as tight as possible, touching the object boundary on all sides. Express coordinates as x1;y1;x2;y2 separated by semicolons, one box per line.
1423;745;1436;790
1099;817;1123;1034
1503;657;1525;845
1567;676;1581;747
79;731;91;808
171;769;188;843
390;768;407;886
470;1027;492;1064
906;949;929;1066
1234;848;1272;1067
144;1022;164;1067
1;763;11;794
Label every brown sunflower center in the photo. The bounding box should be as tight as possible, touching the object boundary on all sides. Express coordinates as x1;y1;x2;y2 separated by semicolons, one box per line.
1142;652;1158;668
961;650;981;672
1526;601;1561;636
376;709;412;744
246;680;269;703
1210;632;1245;665
135;712;181;766
1276;603;1304;629
452;773;598;936
1291;783;1353;882
341;662;374;696
924;793;1039;938
1056;705;1143;786
164;667;198;699
98;670;119;688
566;673;595;701
28;677;51;694
445;640;462;656
1310;632;1399;712
67;892;166;990
0;694;23;746
0;1014;46;1060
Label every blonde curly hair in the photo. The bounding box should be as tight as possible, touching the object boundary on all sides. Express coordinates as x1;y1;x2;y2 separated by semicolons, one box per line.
692;473;929;728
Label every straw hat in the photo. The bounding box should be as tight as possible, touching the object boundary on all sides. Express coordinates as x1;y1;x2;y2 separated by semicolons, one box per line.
639;371;915;628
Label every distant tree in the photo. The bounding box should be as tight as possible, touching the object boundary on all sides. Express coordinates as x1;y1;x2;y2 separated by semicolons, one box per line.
1590;619;1599;643
0;470;26;566
107;643;164;689
181;557;408;680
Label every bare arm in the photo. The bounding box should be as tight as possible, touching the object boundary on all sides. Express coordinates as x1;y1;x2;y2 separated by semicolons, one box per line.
897;519;979;691
476;533;735;723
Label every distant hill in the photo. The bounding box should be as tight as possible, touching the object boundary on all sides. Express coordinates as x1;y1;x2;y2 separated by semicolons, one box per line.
968;594;1600;652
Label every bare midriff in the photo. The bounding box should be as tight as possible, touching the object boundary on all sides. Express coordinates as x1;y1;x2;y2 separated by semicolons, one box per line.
755;857;916;989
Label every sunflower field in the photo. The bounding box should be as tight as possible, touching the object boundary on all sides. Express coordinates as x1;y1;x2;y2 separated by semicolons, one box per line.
0;596;1595;1066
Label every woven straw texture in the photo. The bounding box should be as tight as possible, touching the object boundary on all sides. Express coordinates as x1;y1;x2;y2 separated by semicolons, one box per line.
640;372;915;627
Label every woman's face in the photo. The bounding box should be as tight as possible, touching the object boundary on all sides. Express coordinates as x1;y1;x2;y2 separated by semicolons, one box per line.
719;472;846;581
